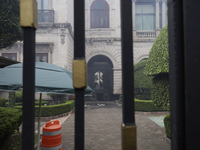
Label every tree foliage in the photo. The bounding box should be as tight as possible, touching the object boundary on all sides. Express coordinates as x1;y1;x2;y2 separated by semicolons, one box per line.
144;26;169;76
0;0;23;49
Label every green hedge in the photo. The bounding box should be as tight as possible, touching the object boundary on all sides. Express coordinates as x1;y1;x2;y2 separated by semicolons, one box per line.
164;113;171;139
14;101;49;106
0;97;5;107
152;74;170;110
144;26;169;76
14;100;74;117
135;99;168;111
135;95;151;100
0;107;22;143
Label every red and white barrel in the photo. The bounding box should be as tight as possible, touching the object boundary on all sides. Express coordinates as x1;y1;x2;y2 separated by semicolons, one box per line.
42;120;62;150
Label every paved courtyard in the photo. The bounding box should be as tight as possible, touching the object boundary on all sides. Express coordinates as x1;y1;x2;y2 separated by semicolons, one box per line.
61;101;170;150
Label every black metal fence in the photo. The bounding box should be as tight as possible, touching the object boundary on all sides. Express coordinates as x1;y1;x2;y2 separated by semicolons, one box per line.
20;0;200;149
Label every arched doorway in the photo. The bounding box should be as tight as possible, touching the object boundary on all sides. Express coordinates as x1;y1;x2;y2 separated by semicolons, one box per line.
87;55;113;101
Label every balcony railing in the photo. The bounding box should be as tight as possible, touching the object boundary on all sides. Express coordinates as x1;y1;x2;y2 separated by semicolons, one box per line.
136;31;156;39
38;10;54;23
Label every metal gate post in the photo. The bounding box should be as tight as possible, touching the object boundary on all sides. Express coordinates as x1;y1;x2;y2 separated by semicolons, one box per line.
169;0;200;149
168;0;185;149
120;0;137;150
20;0;37;149
73;0;86;150
182;0;200;149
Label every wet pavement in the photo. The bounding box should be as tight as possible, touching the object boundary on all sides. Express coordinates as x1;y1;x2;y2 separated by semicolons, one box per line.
60;101;170;150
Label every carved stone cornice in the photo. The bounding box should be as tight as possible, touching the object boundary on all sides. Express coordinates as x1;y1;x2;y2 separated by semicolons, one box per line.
86;37;120;46
35;42;54;53
37;23;74;39
86;29;115;37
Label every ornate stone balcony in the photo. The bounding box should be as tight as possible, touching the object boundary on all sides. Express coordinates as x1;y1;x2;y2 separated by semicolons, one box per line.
136;31;156;39
38;10;54;23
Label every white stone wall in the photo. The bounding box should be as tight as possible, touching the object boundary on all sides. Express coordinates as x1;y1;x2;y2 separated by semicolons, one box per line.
66;30;74;71
53;0;68;23
133;41;155;64
67;0;74;30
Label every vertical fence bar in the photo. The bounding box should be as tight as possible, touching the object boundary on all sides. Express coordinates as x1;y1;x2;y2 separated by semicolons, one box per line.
22;28;36;150
73;0;85;150
120;0;136;149
169;0;200;149
20;0;37;149
183;0;200;149
168;0;185;150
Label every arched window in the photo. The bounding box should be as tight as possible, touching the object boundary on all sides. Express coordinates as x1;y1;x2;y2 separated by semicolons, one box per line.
90;0;109;28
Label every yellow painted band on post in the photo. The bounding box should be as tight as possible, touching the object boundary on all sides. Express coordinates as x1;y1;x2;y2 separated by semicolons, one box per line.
73;60;87;89
121;123;137;150
20;0;38;29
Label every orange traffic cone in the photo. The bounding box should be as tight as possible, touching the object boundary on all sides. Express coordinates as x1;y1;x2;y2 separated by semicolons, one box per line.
42;120;62;150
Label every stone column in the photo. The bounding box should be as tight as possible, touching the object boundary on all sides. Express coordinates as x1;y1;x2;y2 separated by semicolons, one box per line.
162;0;167;28
132;0;137;39
155;0;161;37
113;68;122;95
49;0;53;9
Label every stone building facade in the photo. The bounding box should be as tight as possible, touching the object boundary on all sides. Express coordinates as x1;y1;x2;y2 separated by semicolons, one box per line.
0;0;168;100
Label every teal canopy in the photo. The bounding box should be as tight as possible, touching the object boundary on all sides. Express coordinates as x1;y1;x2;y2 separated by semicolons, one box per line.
0;62;93;95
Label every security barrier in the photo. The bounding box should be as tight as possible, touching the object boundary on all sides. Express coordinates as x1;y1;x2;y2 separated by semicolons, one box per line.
42;120;62;150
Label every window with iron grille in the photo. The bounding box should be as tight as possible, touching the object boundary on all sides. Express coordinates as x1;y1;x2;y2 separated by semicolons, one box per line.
2;53;17;61
90;0;109;28
36;0;54;22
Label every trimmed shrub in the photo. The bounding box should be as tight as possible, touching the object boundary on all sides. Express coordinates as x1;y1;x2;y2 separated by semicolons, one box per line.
35;101;49;106
8;92;15;107
164;113;171;139
136;95;151;100
144;26;169;76
134;60;153;99
15;100;74;117
15;91;22;102
152;74;170;110
134;60;153;89
144;26;170;109
0;107;22;144
14;102;23;106
135;99;168;111
0;97;5;107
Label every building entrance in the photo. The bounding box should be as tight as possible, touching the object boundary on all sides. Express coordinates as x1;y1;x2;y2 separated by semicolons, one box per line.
87;55;113;101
